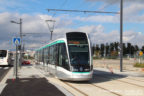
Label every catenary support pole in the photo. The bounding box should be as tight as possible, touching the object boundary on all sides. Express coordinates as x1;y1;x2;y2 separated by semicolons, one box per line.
120;0;123;72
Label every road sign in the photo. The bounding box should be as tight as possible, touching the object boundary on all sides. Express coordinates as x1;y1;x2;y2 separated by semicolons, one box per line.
139;51;143;56
13;37;21;45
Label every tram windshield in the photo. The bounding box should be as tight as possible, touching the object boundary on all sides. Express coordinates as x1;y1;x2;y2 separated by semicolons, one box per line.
68;44;89;65
67;32;90;66
0;50;7;57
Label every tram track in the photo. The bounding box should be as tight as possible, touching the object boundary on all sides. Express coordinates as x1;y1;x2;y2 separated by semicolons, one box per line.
94;74;144;88
63;81;89;96
125;77;144;82
62;80;122;96
90;83;122;96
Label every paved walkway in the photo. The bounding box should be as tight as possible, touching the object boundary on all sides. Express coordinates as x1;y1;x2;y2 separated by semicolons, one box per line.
0;65;69;96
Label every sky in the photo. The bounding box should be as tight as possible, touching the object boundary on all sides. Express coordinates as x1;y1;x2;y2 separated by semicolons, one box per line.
0;0;144;50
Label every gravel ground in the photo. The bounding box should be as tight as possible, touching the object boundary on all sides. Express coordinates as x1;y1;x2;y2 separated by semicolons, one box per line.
93;59;144;72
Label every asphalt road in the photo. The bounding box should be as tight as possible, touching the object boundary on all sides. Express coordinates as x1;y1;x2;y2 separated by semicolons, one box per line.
0;67;10;82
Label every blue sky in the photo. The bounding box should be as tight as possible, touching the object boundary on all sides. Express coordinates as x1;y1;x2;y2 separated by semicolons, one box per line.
0;0;144;50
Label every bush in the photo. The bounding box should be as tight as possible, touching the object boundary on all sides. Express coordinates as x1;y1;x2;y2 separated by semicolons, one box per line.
93;57;101;59
134;63;144;68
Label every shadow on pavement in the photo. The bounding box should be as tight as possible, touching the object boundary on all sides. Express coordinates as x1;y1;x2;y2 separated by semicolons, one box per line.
0;78;65;96
68;70;127;84
90;70;127;83
22;64;33;66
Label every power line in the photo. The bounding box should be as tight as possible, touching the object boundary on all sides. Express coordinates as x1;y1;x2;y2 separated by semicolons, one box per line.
47;8;119;14
60;0;68;8
52;0;68;17
23;33;49;35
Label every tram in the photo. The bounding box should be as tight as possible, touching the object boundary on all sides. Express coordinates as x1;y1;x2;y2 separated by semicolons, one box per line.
35;32;93;81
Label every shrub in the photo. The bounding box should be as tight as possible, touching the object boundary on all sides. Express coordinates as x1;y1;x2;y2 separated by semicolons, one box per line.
134;63;144;68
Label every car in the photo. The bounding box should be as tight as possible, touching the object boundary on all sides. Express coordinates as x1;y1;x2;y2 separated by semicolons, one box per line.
22;60;30;65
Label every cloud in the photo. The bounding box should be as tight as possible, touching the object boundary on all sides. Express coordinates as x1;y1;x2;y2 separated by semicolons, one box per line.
123;3;144;23
75;15;119;23
85;0;144;4
84;0;144;23
0;12;74;50
77;25;120;44
0;12;144;51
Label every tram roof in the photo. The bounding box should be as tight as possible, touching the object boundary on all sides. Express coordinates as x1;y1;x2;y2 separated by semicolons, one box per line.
35;38;66;51
35;32;88;51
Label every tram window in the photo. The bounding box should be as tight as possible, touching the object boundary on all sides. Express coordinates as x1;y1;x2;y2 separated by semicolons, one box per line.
59;43;69;70
47;47;50;64
49;46;51;64
42;50;43;62
68;44;89;65
52;46;54;64
49;46;53;64
50;45;55;65
39;50;42;62
39;51;41;62
53;44;58;65
42;49;44;63
53;45;56;64
44;48;48;64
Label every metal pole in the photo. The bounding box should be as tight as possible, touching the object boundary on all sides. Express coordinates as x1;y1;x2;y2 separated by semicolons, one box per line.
120;0;123;72
16;45;18;79
50;31;53;40
20;18;22;67
20;18;22;44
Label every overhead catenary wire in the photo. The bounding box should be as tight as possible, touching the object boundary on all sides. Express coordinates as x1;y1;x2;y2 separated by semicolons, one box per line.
47;8;119;27
47;8;120;14
52;0;68;17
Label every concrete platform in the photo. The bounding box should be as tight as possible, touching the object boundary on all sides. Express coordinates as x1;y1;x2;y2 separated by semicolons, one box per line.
0;65;72;96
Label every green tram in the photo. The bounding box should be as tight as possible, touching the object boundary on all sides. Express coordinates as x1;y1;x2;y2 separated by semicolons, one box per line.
35;32;93;81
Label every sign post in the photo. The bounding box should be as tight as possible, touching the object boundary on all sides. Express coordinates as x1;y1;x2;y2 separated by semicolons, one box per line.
139;51;143;64
139;51;143;56
13;37;21;79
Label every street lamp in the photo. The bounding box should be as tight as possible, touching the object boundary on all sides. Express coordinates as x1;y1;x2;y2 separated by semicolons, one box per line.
11;18;23;67
45;20;56;40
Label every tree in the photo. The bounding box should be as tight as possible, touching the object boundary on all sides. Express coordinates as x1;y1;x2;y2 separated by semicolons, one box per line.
114;42;119;52
123;43;127;56
135;45;139;52
134;45;139;55
95;44;100;57
100;44;105;57
127;43;132;55
92;44;96;56
105;43;110;56
110;43;114;56
141;46;144;53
